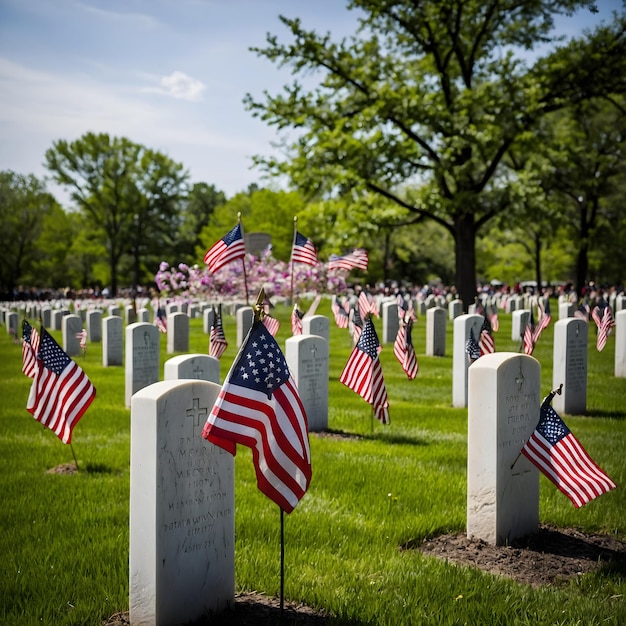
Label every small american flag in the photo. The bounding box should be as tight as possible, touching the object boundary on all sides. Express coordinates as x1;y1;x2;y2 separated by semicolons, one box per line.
393;318;418;380
488;303;499;333
22;319;40;378
202;321;311;513
521;395;616;508
209;306;228;360
76;329;87;355
465;327;481;363
522;309;536;355
155;307;167;333
291;231;318;266
574;301;590;321
340;317;389;424
291;302;304;336
594;303;615;352
533;298;552;343
478;316;495;356
26;327;96;444
350;304;364;344
331;296;350;329
262;314;280;337
358;290;378;320
204;223;246;274
327;248;368;271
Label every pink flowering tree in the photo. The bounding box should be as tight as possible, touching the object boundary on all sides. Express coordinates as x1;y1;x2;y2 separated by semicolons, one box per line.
155;248;348;301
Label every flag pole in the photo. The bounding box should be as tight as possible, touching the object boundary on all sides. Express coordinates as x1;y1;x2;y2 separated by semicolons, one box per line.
291;216;297;306
511;383;563;469
280;507;285;619
239;212;250;305
70;442;79;471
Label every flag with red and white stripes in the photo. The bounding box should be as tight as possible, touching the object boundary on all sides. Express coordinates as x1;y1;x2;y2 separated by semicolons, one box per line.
592;303;615;352
202;322;311;513
209;306;228;360
291;231;318;266
22;319;40;378
533;298;552;343
340;317;389;424
327;249;368;271
358;290;378;320
331;296;350;329
478;316;495;356
203;223;246;274
522;309;536;355
26;327;96;444
393;318;418;380
521;396;616;508
291;302;304;336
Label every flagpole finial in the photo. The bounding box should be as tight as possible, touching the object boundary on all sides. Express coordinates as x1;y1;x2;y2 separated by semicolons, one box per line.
253;288;266;322
294;216;298;224
542;383;563;407
237;212;242;223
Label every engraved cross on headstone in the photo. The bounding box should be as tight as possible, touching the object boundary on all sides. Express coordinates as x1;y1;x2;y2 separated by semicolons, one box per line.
187;397;208;439
310;344;317;359
193;365;204;379
515;369;525;392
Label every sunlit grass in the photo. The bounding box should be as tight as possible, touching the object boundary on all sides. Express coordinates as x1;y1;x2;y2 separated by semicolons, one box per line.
0;299;625;625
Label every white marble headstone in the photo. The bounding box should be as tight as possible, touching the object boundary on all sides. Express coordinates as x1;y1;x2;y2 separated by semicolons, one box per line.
164;354;220;384
103;315;123;367
125;322;160;407
467;352;540;545
553;318;588;415
62;314;83;356
452;314;484;408
381;301;399;344
167;312;189;354
87;310;102;343
511;309;530;341
285;334;328;432
426;307;446;357
302;314;329;344
130;379;234;626
236;306;254;347
616;310;626;378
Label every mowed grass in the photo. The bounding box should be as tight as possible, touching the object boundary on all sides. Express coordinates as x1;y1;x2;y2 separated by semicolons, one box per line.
0;300;625;625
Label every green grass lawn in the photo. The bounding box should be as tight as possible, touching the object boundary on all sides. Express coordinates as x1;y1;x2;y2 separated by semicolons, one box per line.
1;300;625;625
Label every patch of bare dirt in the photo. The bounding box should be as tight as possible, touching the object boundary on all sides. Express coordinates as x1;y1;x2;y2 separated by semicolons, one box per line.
46;462;78;475
412;524;626;587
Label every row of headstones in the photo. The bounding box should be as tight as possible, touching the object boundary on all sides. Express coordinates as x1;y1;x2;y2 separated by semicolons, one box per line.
126;350;573;625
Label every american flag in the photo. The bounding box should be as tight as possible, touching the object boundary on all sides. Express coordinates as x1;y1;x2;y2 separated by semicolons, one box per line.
522;309;536;355
478;316;495;356
291;302;304;336
209;306;228;360
397;294;416;324
574;301;590;322
26;327;96;444
202;322;311;513
350;304;363;344
155;307;167;333
76;329;87;354
488;303;499;333
358;290;378;320
594;303;615;352
465;327;481;363
331;296;350;329
521;397;616;508
340;317;389;424
291;231;318;266
262;314;280;337
533;298;552;343
22;319;40;378
327;248;368;271
203;223;246;274
393;318;418;380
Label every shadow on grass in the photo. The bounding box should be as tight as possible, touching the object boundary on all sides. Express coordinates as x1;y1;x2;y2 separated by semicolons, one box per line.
313;429;428;447
585;409;626;420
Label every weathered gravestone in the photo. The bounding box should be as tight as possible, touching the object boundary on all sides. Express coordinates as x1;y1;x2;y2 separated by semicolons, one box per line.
236;306;254;347
62;314;83;357
164;354;220;384
167;312;189;354
125;322;160;407
6;311;18;338
426;307;446;357
130;379;234;626
511;309;530;342
302;314;330;344
103;315;123;367
87;310;102;343
381;301;400;344
616;310;626;378
467;352;540;545
125;304;137;325
245;231;272;256
452;314;484;408
40;306;52;328
285;334;329;432
553;318;588;415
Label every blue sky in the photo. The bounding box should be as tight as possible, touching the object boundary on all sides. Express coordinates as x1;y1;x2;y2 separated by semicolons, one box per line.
0;0;622;201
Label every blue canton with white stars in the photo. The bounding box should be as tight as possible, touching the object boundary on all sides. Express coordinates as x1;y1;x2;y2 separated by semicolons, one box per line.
39;329;71;375
223;223;242;246
230;323;289;397
536;404;570;444
357;319;380;359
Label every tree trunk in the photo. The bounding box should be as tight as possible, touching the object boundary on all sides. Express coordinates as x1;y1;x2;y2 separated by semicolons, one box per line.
534;232;542;293
454;215;477;312
575;202;590;296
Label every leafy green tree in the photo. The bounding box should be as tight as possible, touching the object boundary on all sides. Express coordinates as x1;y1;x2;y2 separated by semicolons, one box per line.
45;132;188;295
0;171;59;298
245;0;626;308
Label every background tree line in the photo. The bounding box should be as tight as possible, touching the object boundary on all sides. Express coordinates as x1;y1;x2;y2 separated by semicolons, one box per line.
1;0;625;303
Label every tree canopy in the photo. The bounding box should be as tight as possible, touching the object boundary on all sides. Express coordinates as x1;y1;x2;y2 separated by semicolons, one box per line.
245;0;626;308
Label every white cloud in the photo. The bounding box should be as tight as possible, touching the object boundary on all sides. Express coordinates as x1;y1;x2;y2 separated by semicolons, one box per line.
154;70;206;101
